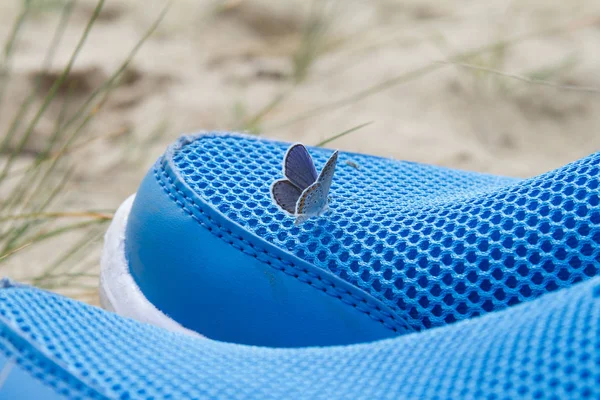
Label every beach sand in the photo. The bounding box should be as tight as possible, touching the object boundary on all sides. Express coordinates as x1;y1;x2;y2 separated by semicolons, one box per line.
1;0;600;302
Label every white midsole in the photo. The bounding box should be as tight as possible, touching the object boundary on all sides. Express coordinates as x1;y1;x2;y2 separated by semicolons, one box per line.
99;194;200;336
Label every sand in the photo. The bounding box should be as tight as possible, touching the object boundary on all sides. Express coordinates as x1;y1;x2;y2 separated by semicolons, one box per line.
1;0;600;302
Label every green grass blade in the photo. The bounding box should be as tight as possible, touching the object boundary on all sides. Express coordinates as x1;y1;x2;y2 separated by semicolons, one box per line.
0;1;32;119
32;226;105;287
0;0;105;181
56;3;169;137
0;219;107;265
315;121;373;147
0;0;75;157
439;61;600;95
0;166;74;253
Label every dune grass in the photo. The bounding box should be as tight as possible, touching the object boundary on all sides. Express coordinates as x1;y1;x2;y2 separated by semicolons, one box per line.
264;16;600;133
0;0;165;300
229;1;600;140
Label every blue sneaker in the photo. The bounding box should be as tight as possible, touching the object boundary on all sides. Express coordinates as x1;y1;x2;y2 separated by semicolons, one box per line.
1;278;600;399
100;132;600;347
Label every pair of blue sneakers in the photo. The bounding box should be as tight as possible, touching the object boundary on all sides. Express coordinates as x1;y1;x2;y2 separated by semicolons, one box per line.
1;133;599;399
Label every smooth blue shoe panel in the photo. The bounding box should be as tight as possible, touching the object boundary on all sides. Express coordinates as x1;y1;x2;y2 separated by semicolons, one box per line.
0;352;79;400
0;279;599;399
126;133;600;345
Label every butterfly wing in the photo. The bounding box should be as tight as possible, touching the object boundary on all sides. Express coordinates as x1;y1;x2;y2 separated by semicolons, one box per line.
283;144;318;191
295;181;328;223
271;179;302;214
316;150;338;195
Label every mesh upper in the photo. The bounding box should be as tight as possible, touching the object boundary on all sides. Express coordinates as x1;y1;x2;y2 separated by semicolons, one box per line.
171;133;600;330
0;279;599;399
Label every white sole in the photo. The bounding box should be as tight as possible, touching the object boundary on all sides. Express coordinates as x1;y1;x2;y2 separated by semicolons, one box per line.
100;195;200;336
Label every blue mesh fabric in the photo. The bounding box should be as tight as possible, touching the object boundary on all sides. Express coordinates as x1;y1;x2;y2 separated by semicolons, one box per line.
170;134;600;330
0;280;599;399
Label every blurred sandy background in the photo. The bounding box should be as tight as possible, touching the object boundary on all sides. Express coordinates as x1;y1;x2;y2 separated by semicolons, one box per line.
1;0;600;302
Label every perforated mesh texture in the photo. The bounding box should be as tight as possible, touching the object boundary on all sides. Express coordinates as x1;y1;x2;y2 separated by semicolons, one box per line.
0;280;599;399
171;134;600;330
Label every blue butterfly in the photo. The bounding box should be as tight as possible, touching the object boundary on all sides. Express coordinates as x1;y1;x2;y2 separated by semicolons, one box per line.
271;143;338;225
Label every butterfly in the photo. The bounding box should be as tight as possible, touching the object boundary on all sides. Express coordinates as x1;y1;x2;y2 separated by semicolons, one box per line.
270;143;338;225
